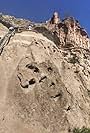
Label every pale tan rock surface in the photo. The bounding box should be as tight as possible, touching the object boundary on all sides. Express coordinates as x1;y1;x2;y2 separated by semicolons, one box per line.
0;14;90;133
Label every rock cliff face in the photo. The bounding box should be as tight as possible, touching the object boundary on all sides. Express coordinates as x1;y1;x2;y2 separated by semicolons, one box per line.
0;13;90;133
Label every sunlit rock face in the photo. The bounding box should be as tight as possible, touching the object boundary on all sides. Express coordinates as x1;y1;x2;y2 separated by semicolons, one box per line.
0;13;90;133
47;14;90;49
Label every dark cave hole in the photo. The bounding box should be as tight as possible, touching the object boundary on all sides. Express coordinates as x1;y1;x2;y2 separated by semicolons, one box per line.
51;93;62;99
26;64;39;73
39;76;47;83
48;67;53;72
29;78;36;85
50;82;55;87
20;84;29;89
66;106;71;111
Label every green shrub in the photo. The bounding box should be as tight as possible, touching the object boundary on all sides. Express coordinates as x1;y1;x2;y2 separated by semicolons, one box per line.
73;127;90;133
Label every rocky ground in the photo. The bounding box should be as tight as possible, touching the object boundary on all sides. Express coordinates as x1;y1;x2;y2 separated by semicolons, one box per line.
0;13;90;133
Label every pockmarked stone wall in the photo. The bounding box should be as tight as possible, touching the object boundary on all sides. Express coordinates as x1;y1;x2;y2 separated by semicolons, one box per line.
0;13;90;133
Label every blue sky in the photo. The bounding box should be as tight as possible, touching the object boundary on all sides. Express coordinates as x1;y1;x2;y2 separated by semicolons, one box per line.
0;0;90;34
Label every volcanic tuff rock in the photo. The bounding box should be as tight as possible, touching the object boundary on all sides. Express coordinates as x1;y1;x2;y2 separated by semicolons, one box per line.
0;13;90;133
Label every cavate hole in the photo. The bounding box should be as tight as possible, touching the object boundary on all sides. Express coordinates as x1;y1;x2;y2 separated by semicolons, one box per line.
26;64;34;69
87;89;90;97
50;82;55;87
88;71;90;75
26;64;39;73
66;106;71;111
29;78;36;85
17;75;21;82
21;84;29;88
20;82;29;88
39;76;47;83
63;52;68;57
48;67;53;72
35;41;38;44
68;128;71;132
53;49;56;52
74;70;79;73
34;68;39;73
17;74;29;89
51;93;62;99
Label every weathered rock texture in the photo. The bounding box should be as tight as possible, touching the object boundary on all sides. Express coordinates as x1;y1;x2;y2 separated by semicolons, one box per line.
0;13;90;133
